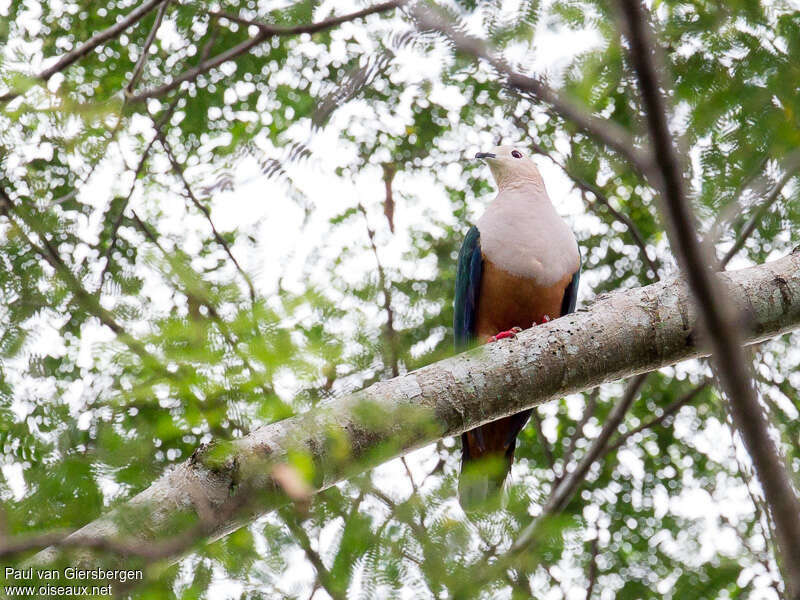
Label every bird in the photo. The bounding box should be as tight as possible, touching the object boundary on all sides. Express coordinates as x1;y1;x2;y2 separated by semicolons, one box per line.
454;144;580;512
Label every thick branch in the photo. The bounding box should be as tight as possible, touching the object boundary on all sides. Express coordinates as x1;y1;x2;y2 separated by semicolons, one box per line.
27;251;800;565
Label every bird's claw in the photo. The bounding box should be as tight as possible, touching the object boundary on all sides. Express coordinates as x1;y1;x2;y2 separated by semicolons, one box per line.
487;326;522;343
540;315;551;323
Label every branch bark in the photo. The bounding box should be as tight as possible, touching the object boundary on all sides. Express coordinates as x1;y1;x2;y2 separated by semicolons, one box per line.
26;250;800;566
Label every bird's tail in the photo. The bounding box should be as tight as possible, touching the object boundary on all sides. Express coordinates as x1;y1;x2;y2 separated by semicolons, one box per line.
458;410;531;514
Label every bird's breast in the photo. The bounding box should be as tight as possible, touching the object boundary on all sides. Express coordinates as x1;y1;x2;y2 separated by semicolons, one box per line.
476;207;579;286
474;199;579;339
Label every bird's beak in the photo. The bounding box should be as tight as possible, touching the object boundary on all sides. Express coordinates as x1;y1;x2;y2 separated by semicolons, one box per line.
475;152;496;160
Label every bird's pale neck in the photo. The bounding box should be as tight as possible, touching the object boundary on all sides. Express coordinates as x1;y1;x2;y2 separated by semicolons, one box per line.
489;166;546;193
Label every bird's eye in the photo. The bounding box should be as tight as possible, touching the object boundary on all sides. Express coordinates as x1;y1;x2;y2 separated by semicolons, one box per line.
511;150;523;158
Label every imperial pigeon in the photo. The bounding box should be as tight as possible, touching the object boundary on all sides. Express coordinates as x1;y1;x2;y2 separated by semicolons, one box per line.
454;145;580;511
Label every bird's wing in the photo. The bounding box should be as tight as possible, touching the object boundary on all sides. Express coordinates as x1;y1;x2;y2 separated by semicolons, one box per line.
560;246;581;316
453;225;483;351
458;228;580;513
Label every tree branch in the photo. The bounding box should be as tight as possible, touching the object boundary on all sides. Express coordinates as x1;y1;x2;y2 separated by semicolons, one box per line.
125;0;171;97
535;374;647;523
23;250;800;566
618;2;800;595
413;6;653;176
356;201;399;377
281;510;346;600
0;0;169;103
585;537;600;600
96;98;179;293
130;1;406;102
603;381;708;456
153;128;257;304
556;388;599;484
530;409;555;471
720;165;800;268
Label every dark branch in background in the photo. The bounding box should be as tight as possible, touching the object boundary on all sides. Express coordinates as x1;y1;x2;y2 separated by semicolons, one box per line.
537;373;647;519
152;127;257;304
96;98;180;293
707;149;800;252
467;374;647;587
617;1;800;595
0;0;169;103
585;537;600;600
720;164;800;268
530;410;555;470
281;510;346;600
484;377;702;587
603;381;708;455
130;0;407;102
125;0;171;98
0;190;230;435
356;201;399;377
0;193;161;367
727;414;784;597
382;163;396;232
54;116;127;210
127;208;271;435
413;5;653;176
556;387;599;485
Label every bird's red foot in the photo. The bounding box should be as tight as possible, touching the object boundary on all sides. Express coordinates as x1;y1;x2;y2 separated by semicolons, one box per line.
540;315;551;324
487;326;522;343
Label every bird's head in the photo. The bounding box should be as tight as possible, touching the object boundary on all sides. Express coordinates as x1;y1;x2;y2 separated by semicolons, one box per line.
475;145;543;190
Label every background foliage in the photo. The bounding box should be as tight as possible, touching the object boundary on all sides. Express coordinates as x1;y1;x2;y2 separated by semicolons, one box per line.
1;0;799;598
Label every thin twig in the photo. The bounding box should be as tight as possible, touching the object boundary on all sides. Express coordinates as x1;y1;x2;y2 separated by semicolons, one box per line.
153;128;257;304
585;537;600;600
720;164;800;268
603;382;708;456
356;202;399;377
130;1;406;101
281;511;346;600
557;388;599;485
455;375;648;590
538;374;648;519
96;96;179;292
1;194;161;366
618;1;800;593
125;0;171;97
707;150;800;249
530;410;555;470
128;208;271;434
401;457;418;494
0;0;169;103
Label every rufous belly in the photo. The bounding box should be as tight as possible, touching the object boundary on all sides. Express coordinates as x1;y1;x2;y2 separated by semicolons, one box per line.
474;256;572;341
